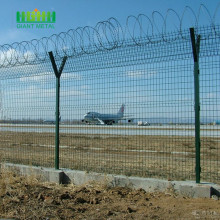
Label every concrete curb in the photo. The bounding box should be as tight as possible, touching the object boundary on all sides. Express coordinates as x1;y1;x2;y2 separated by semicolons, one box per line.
1;163;220;198
1;163;63;184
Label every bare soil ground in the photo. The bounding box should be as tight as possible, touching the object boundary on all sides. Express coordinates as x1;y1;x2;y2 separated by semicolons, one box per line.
0;168;220;220
0;131;219;183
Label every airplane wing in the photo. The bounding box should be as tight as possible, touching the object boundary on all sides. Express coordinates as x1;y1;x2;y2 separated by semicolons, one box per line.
120;117;134;122
94;118;105;125
120;114;134;121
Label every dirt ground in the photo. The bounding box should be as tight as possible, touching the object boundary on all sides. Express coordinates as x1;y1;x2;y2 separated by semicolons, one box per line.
0;170;220;220
1;131;219;183
0;169;220;220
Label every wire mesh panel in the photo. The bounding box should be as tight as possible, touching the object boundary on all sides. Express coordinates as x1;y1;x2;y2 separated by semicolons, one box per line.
56;35;197;181
0;23;219;183
199;41;220;183
0;63;56;167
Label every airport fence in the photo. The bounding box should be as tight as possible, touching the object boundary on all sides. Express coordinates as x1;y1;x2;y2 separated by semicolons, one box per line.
0;7;219;184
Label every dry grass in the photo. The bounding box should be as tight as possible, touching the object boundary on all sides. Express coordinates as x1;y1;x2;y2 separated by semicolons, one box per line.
0;131;219;183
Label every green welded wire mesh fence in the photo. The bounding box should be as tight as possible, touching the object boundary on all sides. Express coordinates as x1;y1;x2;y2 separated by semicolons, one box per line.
0;8;219;184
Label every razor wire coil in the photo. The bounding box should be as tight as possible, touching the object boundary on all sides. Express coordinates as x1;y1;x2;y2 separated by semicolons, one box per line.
0;4;220;67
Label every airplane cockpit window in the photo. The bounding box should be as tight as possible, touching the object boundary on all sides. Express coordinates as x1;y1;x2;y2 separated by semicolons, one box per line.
87;112;91;114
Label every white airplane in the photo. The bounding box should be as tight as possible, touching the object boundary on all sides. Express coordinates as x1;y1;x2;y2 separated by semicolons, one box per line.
82;104;132;125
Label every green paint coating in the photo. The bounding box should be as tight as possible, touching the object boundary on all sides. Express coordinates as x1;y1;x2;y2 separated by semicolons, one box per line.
190;28;201;184
55;77;60;170
48;51;67;170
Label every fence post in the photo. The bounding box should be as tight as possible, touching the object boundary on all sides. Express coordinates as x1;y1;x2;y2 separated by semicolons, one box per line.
48;51;67;170
190;28;201;183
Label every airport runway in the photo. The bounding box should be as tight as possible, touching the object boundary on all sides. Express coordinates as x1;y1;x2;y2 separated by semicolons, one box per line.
0;124;219;137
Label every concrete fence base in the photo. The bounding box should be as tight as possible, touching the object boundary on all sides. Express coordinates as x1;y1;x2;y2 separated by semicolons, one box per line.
1;163;220;199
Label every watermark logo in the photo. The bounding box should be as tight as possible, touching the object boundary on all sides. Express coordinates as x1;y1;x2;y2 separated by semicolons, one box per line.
16;9;56;29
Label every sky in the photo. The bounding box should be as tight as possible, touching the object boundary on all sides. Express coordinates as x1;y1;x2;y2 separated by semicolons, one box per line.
0;0;219;45
0;0;219;122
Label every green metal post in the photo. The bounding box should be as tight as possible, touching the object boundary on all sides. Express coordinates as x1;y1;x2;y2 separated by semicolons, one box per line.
55;76;60;169
190;28;201;183
48;51;67;170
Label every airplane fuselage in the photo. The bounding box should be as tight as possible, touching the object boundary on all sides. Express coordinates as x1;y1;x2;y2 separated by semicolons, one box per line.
83;112;121;125
82;104;126;125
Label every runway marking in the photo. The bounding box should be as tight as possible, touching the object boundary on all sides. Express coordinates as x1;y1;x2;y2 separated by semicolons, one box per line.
22;144;69;148
1;124;220;131
69;145;195;156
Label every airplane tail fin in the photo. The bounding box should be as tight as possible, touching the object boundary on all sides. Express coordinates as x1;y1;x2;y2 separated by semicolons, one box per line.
117;104;125;117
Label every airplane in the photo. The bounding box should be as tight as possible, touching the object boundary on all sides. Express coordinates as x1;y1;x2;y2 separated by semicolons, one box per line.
82;104;133;125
